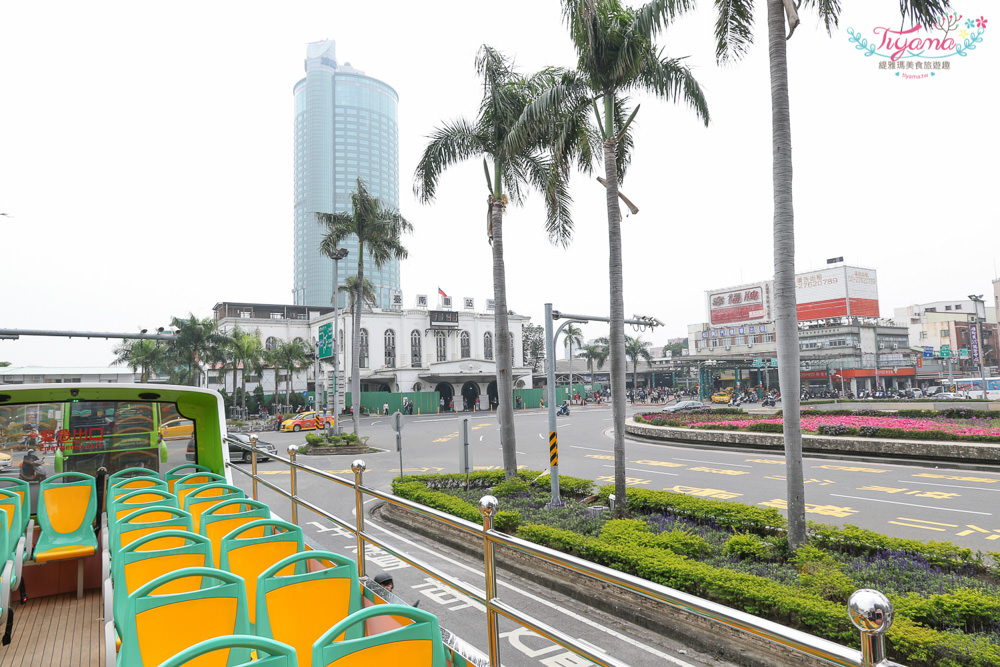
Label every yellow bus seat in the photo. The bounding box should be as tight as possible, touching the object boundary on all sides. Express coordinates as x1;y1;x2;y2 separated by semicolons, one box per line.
117;566;250;667
164;464;212;494
33;472;98;599
107;476;167;508
105;467;160;503
182;483;245;533
158;635;298;667
312;605;448;667
111;530;213;634
0;509;14;633
255;551;363;666
218;519;303;628
108;487;178;526
199;500;270;568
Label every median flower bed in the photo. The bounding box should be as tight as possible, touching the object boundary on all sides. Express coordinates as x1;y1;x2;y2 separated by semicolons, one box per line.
635;409;1000;443
393;472;1000;666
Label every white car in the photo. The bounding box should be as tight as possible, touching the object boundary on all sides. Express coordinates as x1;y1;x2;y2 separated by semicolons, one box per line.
932;392;967;400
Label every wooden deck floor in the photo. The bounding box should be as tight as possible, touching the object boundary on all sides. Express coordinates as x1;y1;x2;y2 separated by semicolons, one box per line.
0;589;104;666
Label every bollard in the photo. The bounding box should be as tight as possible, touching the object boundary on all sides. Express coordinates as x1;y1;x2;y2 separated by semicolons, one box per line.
249;433;259;501
848;589;894;667
352;459;367;580
479;496;500;667
288;445;298;525
608;493;616;512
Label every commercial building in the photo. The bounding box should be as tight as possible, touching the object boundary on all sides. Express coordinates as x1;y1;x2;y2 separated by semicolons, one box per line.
687;264;915;395
894;299;999;385
293;40;401;308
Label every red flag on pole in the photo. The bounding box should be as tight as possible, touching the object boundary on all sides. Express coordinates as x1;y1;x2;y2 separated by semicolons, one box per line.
438;287;448;298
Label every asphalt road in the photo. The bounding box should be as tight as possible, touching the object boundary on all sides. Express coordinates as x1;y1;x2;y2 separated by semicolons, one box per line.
184;404;1000;666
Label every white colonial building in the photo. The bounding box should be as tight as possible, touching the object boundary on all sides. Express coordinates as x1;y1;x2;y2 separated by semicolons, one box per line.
212;301;534;410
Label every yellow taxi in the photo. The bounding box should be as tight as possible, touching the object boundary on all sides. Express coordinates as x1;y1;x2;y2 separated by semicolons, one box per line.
159;418;194;439
711;388;735;404
280;411;334;432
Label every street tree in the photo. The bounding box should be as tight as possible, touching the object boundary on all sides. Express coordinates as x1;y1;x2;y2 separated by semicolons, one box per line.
516;0;709;512
414;45;578;479
112;338;166;382
625;336;653;392
712;0;950;549
563;323;584;396
317;178;412;435
169;314;226;387
580;341;609;392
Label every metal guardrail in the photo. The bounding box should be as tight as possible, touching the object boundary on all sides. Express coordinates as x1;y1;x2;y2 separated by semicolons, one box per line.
226;435;897;667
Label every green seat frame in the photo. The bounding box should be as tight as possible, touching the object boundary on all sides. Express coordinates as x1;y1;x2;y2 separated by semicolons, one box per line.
218;519;303;628
158;635;298;667
0;490;24;591
199;499;270;568
173;472;227;510
118;566;251;667
34;472;98;599
106;467;160;502
107;487;177;527
0;508;13;629
182;483;245;533
255;551;363;666
312;605;448;667
164;464;212;495
111;530;214;634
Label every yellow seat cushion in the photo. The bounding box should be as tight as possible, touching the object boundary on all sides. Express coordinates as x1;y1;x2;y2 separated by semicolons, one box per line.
34;543;97;563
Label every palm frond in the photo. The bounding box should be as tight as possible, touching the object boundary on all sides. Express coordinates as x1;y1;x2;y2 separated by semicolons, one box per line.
633;0;697;36
897;0;951;29
714;0;756;64
412;118;484;201
636;54;710;126
525;154;575;247
800;0;841;35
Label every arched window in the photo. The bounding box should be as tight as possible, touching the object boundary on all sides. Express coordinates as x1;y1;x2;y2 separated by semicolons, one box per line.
384;329;396;367
411;330;422;367
359;329;369;368
436;331;447;362
484;332;493;360
265;336;279;351
460;331;471;359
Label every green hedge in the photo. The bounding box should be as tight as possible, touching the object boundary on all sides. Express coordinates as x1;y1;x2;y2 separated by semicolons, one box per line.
807;523;985;571
392;481;521;532
600;486;787;536
396;469;593;497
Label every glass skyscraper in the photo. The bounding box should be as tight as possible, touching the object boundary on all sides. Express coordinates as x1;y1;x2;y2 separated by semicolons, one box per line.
293;40;400;308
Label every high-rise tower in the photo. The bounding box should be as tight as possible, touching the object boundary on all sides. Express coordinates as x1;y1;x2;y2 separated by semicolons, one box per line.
293;40;400;308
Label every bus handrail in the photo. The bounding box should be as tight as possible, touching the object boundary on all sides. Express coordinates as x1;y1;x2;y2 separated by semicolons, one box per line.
227;437;897;667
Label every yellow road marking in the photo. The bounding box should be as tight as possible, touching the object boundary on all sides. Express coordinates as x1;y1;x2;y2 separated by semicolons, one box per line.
896;518;958;527
889;521;946;531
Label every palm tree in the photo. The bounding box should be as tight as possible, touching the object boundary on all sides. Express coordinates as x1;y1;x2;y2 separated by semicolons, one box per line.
317;178;412;435
562;324;584;399
625;336;653;393
517;0;709;511
270;339;312;412
232;328;264;417
580;341;609;393
169;314;226;387
414;46;578;480
713;0;950;549
112;338;166;382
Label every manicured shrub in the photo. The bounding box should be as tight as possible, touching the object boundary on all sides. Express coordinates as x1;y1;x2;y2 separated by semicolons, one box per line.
723;533;773;561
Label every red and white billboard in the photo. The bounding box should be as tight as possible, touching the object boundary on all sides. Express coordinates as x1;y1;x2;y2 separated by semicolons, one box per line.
795;266;879;321
707;283;772;326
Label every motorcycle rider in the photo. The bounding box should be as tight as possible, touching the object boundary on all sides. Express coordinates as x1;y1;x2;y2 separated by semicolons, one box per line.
20;449;45;481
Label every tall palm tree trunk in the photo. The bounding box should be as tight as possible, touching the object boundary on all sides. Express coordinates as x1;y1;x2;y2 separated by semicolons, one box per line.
604;122;628;517
491;196;518;479
351;254;363;434
768;0;805;549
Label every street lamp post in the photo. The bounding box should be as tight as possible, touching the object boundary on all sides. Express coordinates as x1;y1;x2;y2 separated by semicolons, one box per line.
968;294;990;400
331;248;349;434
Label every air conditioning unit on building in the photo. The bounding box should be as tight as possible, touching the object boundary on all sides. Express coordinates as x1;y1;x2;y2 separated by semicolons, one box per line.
725;345;731;350
816;342;823;348
879;343;886;349
855;343;862;349
892;343;898;349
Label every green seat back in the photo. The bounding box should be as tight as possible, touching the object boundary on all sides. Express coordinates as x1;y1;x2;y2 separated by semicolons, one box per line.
110;506;195;569
119;566;251;667
0;478;30;535
174;472;226;510
108;476;167;508
255;551;362;666
182;484;245;533
157;635;298;667
164;465;212;494
199;500;270;568
218;520;303;627
112;530;213;633
108;487;177;526
106;467;160;504
312;605;448;667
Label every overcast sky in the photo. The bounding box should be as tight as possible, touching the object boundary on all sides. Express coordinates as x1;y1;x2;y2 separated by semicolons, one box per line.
1;0;996;368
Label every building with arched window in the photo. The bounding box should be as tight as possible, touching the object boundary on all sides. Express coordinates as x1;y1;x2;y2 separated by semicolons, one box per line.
211;301;533;411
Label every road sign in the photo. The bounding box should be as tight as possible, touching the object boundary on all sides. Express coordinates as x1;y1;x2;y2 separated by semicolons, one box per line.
771;358;778;367
752;358;762;367
922;346;933;358
800;361;810;370
318;322;333;359
959;348;970;359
